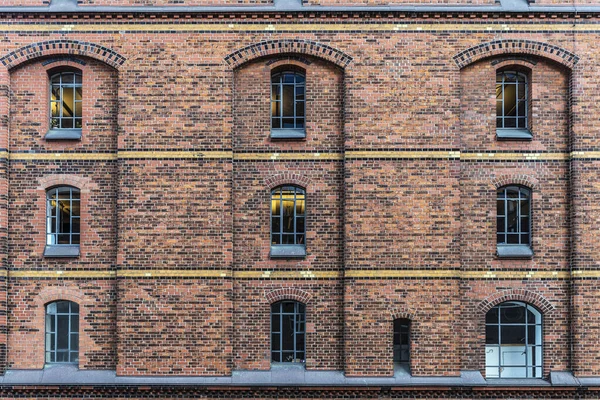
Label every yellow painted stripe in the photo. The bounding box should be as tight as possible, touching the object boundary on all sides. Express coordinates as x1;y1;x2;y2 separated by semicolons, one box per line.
461;152;569;161
346;151;460;159
234;152;343;161
4;151;600;161
119;151;232;159
117;269;230;278
0;23;594;33
9;270;115;278
2;269;598;279
9;153;117;161
233;270;341;279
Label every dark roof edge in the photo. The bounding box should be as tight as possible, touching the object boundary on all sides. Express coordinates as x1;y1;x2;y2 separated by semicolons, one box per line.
0;2;598;14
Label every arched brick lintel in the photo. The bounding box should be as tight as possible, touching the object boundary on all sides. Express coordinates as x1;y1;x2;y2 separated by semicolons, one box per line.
264;173;311;191
492;174;539;191
224;39;353;70
0;40;126;71
389;307;416;322
264;288;312;305
453;39;579;70
477;289;555;316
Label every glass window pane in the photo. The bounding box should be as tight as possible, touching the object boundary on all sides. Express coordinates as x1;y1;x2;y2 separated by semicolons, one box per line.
272;118;281;129
501;325;526;345
504;117;516;128
282;302;294;313
296;102;305;117
502;367;527;378
57;301;69;313
503;85;517;116
61;118;74;129
75;102;82;118
282;118;294;129
271;234;281;245
296;218;305;234
272;333;280;351
282;86;294;116
296;234;305;245
486;307;499;324
296;119;305;129
507;234;519;244
272;315;280;333
486;325;499;344
497;200;505;216
272;352;281;362
62;73;74;84
71;334;79;351
272;85;280;101
282;234;294;244
497;217;505;234
296;86;305;100
501;303;526;323
517;118;526;129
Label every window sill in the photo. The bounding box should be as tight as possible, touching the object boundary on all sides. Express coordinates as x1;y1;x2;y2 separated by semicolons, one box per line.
270;129;306;140
496;128;533;141
44;245;80;258
270;245;306;259
497;244;533;259
45;129;82;141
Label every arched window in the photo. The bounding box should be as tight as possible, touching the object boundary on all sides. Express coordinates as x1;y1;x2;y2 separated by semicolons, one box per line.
496;185;532;258
271;300;305;363
270;185;306;258
45;186;80;257
46;300;79;364
393;318;410;366
50;70;83;130
485;302;542;378
271;69;305;138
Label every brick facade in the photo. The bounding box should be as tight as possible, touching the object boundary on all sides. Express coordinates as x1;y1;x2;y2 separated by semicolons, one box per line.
0;0;599;398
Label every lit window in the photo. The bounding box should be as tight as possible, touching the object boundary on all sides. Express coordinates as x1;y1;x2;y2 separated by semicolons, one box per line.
496;186;532;258
45;187;80;257
485;301;542;378
50;71;82;130
393;318;410;365
271;301;305;363
271;69;305;138
270;186;306;258
46;301;79;364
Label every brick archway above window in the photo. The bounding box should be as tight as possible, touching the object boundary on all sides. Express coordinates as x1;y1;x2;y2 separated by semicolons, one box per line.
37;174;95;193
0;40;126;71
477;289;555;316
389;306;416;322
264;173;311;191
265;288;312;305
492;174;539;191
224;39;353;70
453;39;579;70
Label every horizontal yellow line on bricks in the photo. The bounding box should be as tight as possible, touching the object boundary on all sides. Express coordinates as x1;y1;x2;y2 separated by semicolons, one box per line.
117;269;230;278
234;153;344;161
346;150;460;159
346;269;460;278
233;270;341;279
9;270;115;278
119;151;232;159
0;23;594;33
461;152;569;161
9;153;117;161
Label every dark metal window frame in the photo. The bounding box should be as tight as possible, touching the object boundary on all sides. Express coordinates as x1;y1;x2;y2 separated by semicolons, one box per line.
496;185;531;247
49;70;83;130
271;69;306;136
45;300;80;364
270;186;306;257
393;318;411;365
496;70;529;130
485;301;543;378
271;300;306;363
46;186;81;247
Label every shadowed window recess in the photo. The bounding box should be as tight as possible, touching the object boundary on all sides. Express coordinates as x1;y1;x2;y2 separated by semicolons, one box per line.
496;185;532;258
271;301;306;363
46;301;79;364
271;69;306;138
45;186;80;257
485;302;542;378
270;185;306;258
393;318;411;367
496;70;531;140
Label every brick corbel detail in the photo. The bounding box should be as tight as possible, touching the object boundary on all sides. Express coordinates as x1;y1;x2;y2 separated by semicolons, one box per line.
477;289;555;316
264;288;312;305
224;39;353;70
453;39;579;70
0;40;126;71
492;174;539;190
264;173;311;191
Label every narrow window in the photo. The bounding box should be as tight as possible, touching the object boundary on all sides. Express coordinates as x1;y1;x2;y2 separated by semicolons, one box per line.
496;185;532;258
271;69;306;138
393;318;410;366
485;301;542;378
496;70;531;140
45;300;79;364
50;71;83;130
45;186;80;257
270;185;306;258
271;301;305;363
